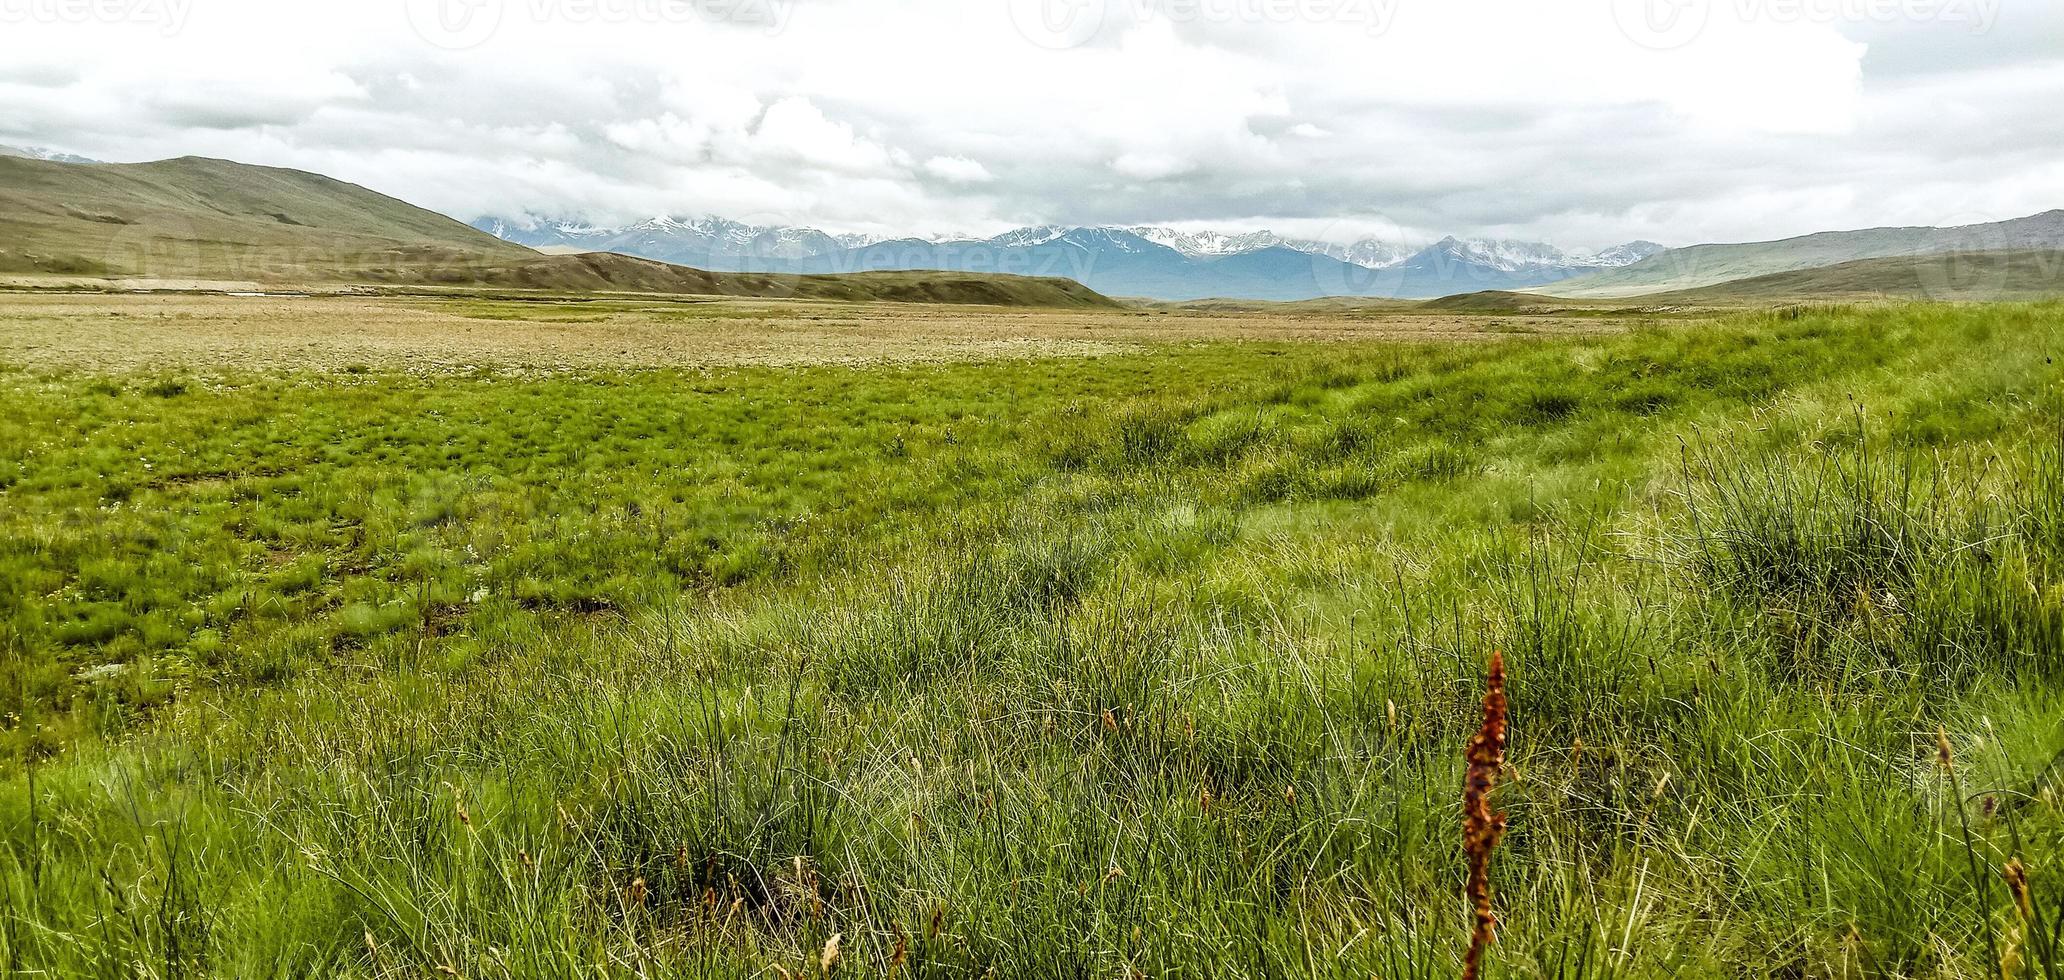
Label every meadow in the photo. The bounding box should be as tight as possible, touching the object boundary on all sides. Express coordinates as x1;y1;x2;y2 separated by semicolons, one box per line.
2;296;2062;978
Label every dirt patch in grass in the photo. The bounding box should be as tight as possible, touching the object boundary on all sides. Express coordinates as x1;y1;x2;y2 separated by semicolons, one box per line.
0;292;1636;373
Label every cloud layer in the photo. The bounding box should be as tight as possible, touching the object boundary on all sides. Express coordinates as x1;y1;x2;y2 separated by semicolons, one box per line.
2;0;2058;249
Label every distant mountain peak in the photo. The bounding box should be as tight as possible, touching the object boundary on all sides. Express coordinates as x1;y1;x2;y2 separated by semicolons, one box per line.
0;144;102;164
1415;237;1580;272
986;225;1073;248
477;212;891;263
1583;241;1669;268
1128;226;1291;258
469;212;1690;300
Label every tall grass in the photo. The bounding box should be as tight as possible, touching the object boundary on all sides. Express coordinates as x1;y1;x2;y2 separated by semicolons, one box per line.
2;302;2063;976
1679;420;2064;686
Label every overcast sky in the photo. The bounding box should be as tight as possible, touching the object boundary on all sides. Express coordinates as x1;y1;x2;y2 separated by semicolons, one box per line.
2;0;2059;249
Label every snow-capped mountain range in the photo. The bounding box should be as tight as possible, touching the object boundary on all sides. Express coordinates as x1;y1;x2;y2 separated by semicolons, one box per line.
0;145;101;164
479;215;880;262
476;214;1666;300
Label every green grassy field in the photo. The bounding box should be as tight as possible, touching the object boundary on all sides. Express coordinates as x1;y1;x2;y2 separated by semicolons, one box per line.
4;301;2064;977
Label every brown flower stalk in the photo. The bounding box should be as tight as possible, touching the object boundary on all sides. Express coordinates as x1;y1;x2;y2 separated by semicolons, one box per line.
1462;650;1509;980
2005;859;2032;921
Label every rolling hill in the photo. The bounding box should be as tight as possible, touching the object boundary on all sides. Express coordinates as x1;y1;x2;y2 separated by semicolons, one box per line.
0;156;1119;307
1421;250;2064;308
1416;290;1594;312
0;154;533;279
1545;211;2064;298
1642;249;2064;304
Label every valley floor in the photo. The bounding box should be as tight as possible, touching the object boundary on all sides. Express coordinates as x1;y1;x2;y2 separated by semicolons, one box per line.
0;291;1630;371
2;297;2062;978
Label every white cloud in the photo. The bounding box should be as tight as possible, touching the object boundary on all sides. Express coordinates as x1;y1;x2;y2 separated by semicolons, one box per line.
1111;152;1196;180
740;97;897;174
924;155;995;183
0;0;2056;248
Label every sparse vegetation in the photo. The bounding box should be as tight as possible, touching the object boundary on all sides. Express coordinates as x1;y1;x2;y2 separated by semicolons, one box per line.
2;299;2063;977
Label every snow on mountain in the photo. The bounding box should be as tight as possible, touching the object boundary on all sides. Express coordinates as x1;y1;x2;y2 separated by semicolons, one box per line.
1404;237;1667;273
1056;228;1171;254
482;212;1629;273
486;217;612;240
1414;237;1584;273
1580;241;1668;268
1127;227;1414;269
477;214;886;264
1127;227;1291;257
472;212;1670;299
1298;239;1416;270
0;145;101;164
985;225;1071;248
1408;237;1669;272
550;221;615;238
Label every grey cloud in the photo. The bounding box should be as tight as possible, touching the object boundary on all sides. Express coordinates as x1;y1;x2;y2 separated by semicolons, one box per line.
0;62;79;86
1848;0;2063;76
